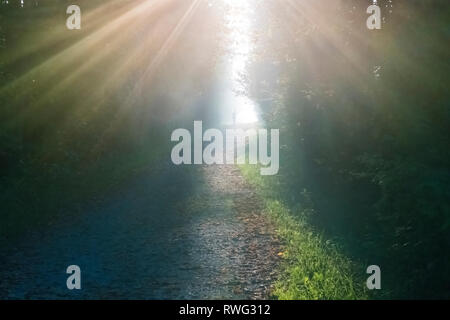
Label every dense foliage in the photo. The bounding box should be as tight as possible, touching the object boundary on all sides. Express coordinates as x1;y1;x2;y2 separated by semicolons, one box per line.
246;0;450;298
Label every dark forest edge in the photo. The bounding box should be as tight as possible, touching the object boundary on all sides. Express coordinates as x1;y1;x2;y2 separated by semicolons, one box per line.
241;0;450;299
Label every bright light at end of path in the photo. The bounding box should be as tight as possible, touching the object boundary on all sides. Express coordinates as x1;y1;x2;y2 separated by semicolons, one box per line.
234;96;259;124
223;0;261;126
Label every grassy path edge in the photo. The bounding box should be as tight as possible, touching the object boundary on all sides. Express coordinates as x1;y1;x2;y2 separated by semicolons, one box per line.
239;164;369;300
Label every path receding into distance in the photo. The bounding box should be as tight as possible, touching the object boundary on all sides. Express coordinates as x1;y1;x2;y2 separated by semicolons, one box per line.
0;163;281;299
0;0;286;299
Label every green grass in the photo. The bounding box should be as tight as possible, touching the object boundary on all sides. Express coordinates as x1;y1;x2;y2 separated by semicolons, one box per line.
239;164;368;300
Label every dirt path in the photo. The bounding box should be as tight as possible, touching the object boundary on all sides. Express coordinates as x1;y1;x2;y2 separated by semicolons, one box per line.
189;165;281;299
0;163;281;299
